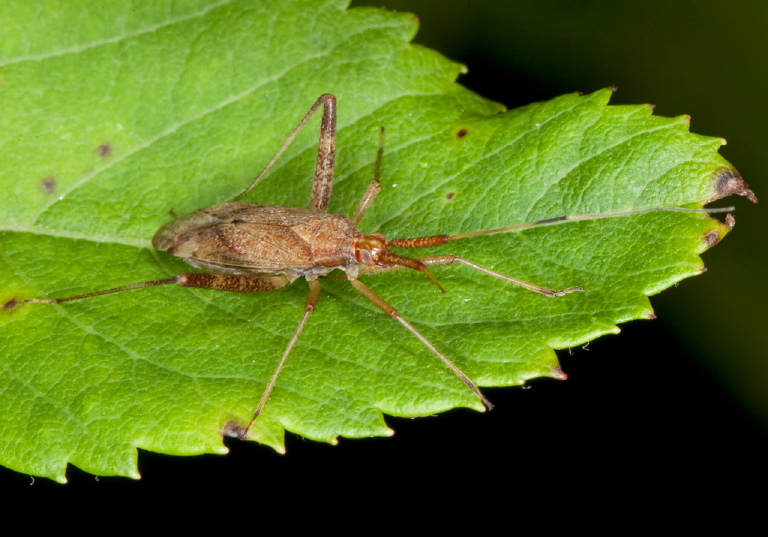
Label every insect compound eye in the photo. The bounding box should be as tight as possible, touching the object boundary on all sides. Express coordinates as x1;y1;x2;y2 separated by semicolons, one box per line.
359;249;374;265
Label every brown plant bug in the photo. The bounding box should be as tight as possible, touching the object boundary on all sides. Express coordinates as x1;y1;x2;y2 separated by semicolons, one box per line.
26;94;734;438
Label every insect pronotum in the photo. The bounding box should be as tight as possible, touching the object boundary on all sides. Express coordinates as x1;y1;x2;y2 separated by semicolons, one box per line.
27;94;731;438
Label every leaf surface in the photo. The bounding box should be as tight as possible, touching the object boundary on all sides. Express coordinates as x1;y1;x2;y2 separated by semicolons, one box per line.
0;0;749;481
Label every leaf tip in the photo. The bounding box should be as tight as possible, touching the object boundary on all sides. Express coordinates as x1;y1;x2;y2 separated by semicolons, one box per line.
703;224;730;249
711;168;757;204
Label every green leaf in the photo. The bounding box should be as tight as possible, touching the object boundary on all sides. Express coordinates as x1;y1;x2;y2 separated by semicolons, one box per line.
0;0;750;482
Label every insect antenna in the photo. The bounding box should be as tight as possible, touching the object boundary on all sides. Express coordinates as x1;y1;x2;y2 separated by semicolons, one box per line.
446;205;736;242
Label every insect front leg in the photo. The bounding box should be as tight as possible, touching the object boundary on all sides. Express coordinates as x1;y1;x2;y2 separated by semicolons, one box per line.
349;256;583;297
412;256;583;297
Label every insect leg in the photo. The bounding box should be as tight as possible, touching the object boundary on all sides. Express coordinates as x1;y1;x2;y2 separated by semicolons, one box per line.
233;94;337;206
348;278;493;411
418;256;582;296
309;96;337;213
243;278;322;437
351;181;381;227
25;277;182;304
349;256;582;297
26;274;290;304
350;127;385;226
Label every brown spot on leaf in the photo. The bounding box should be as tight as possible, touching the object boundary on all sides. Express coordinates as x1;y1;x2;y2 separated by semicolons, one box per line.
3;299;18;310
704;230;723;247
713;169;758;203
445;192;455;200
40;176;56;193
456;128;468;139
725;214;736;228
222;420;248;440
98;143;112;157
647;313;658;320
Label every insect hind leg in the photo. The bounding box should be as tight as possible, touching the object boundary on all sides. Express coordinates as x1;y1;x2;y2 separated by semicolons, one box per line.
233;94;337;211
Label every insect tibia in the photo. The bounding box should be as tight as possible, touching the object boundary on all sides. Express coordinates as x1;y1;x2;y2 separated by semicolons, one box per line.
25;277;180;304
447;205;737;242
233;94;337;205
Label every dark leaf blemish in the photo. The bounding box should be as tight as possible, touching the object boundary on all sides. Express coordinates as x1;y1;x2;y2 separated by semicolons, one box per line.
456;128;468;139
40;176;56;193
98;143;112;157
222;420;248;440
704;230;723;247
3;299;18;310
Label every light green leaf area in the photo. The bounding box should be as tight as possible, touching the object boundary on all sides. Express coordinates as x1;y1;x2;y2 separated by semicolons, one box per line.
0;0;745;482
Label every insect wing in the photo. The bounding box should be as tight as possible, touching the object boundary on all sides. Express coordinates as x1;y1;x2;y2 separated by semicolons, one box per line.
174;221;314;273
